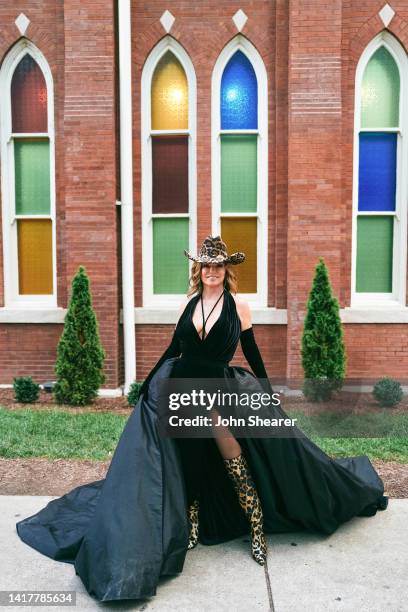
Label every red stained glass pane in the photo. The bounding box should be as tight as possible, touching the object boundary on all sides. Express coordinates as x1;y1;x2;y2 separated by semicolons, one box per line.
152;135;188;213
11;54;48;133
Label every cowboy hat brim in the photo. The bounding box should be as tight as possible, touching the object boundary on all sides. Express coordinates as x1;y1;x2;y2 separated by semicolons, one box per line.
183;249;245;265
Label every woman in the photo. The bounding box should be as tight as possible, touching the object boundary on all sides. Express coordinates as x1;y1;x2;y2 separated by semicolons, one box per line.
16;235;388;603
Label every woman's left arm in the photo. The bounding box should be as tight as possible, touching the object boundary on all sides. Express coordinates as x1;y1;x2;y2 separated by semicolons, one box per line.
235;298;273;390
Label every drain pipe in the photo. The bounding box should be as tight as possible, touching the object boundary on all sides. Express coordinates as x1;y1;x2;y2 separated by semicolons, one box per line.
118;0;136;394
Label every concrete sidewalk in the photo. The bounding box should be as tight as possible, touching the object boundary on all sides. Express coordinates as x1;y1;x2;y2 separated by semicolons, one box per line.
1;496;406;611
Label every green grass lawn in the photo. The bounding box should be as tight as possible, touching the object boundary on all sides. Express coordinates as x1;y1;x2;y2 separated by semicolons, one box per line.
0;406;407;462
289;410;408;463
0;407;127;460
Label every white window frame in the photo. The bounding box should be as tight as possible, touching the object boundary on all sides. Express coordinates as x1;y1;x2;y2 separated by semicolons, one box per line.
211;35;268;308
351;31;408;308
0;39;57;309
140;36;197;308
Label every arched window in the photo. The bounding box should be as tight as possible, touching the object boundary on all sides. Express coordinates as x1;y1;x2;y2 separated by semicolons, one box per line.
141;38;196;306
0;41;56;307
352;33;408;306
212;37;268;306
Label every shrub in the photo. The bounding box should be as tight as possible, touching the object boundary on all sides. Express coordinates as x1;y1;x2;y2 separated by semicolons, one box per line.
13;377;40;403
373;378;403;408
54;266;106;406
302;376;334;403
127;381;144;406
301;258;347;402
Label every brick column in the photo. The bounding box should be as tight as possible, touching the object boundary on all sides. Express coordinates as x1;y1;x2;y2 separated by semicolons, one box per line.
63;0;120;388
287;0;343;385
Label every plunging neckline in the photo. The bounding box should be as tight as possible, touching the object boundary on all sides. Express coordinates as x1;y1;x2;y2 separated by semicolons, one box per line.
190;289;226;343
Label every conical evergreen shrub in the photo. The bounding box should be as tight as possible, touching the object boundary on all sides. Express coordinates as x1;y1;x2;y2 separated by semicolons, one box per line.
301;257;346;401
54;266;106;405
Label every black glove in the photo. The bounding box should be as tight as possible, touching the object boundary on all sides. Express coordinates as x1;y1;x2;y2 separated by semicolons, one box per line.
138;327;182;401
240;327;273;393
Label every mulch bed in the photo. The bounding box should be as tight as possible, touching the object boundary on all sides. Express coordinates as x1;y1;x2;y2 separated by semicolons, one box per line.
0;458;110;495
0;388;132;415
0;457;406;498
1;388;407;498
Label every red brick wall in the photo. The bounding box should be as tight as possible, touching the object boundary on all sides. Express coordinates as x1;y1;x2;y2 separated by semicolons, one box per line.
344;324;408;383
0;3;64;385
287;0;344;381
131;0;288;383
287;0;408;382
0;0;120;387
0;325;62;384
0;2;62;306
1;1;408;390
131;0;287;308
342;3;408;310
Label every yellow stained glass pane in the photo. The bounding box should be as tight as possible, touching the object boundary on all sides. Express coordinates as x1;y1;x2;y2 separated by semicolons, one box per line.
151;51;188;130
221;217;257;293
17;219;53;294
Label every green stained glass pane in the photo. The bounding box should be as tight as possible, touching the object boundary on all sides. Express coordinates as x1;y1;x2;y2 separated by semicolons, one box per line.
361;46;400;128
153;218;189;293
356;216;393;292
221;134;257;212
15;139;50;214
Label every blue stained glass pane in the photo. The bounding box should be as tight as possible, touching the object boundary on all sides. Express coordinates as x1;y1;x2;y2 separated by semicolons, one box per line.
221;50;257;129
358;132;397;212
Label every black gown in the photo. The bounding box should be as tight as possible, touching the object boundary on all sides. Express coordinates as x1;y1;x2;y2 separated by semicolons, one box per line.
16;290;386;602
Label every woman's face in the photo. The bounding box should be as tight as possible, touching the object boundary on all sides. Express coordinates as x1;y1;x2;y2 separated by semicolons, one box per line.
201;262;226;290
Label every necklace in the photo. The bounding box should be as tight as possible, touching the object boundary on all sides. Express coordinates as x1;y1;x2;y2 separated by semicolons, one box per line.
199;289;225;340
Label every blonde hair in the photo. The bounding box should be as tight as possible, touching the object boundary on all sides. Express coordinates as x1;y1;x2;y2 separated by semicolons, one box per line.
186;261;238;297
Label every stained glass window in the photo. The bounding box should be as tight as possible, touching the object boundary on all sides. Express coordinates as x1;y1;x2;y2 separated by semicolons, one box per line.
355;45;400;296
221;217;257;293
221;134;257;212
11;54;48;133
152;135;188;213
356;217;393;293
150;50;190;294
14;139;50;215
221;50;257;130
358;133;396;212
17;220;53;294
153;218;189;293
218;49;260;295
9;53;53;296
361;47;399;129
151;51;188;131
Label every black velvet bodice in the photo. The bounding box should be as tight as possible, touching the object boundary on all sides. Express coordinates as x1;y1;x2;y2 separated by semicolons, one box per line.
174;289;241;368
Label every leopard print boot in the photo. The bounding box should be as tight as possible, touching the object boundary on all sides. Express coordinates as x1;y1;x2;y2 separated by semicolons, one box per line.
187;499;199;550
223;453;267;566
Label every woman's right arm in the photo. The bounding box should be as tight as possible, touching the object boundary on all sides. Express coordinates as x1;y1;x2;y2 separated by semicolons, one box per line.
137;296;190;401
176;296;190;327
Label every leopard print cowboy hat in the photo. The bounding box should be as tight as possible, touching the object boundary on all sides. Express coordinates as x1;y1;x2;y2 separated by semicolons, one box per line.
184;235;245;265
